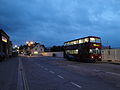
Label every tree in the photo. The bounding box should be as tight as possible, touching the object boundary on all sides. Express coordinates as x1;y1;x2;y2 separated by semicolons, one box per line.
50;45;64;52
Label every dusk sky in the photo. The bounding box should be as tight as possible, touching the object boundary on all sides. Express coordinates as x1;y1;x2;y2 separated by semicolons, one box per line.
0;0;120;47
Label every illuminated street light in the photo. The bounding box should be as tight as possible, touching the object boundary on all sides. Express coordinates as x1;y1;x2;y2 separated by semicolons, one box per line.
25;41;34;56
14;45;18;48
26;41;29;44
26;41;34;46
30;41;34;44
28;43;31;46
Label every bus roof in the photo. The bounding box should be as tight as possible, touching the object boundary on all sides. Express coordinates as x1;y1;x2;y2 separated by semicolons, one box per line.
64;36;101;43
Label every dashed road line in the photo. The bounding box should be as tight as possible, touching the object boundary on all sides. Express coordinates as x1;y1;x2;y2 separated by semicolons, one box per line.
34;61;83;89
93;69;120;76
49;71;55;74
70;82;82;88
40;66;43;68
57;75;64;79
93;69;101;72
106;72;120;76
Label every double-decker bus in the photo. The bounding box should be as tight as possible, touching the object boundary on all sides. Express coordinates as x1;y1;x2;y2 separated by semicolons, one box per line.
64;36;102;62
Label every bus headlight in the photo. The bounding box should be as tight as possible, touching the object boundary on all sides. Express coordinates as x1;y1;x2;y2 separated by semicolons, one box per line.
99;56;102;59
91;56;94;59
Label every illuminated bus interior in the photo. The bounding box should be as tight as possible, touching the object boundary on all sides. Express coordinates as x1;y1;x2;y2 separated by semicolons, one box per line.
64;37;101;46
90;38;101;43
66;49;78;54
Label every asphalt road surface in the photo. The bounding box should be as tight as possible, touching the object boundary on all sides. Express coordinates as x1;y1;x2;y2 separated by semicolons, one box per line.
0;56;120;90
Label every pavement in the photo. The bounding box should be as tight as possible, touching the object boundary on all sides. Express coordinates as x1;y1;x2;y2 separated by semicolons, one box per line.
0;57;18;90
0;56;120;90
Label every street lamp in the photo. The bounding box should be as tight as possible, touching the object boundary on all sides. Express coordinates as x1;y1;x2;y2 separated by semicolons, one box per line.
14;45;18;48
26;41;29;44
30;41;34;44
26;41;34;46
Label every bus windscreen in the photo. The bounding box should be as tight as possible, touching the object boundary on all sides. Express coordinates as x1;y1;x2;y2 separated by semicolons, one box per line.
90;38;101;43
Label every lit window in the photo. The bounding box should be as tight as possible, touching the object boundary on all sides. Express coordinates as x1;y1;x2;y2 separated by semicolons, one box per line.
96;38;101;43
34;51;38;55
90;38;95;42
70;41;74;45
69;42;71;45
74;49;78;54
79;39;83;44
2;36;7;43
66;50;69;54
84;38;89;43
74;41;76;44
66;49;78;54
67;42;69;45
90;38;101;43
73;41;77;44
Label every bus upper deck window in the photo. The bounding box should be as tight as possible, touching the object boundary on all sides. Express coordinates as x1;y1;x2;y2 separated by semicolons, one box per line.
90;38;96;42
79;39;83;44
96;38;101;43
90;38;101;43
84;38;89;43
74;41;77;44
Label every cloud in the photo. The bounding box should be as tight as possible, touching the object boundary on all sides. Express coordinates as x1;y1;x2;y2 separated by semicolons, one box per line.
0;0;120;47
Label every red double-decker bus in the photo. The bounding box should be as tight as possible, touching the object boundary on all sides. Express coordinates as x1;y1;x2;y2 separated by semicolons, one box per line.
64;36;102;62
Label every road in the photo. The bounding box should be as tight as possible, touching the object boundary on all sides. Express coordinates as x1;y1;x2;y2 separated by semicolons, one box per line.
0;56;120;90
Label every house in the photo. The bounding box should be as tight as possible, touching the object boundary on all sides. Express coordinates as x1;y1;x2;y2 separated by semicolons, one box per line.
0;29;12;60
31;43;45;55
23;42;45;56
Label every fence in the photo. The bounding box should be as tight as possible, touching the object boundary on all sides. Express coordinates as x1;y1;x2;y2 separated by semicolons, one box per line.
41;49;120;62
102;49;120;62
41;52;64;58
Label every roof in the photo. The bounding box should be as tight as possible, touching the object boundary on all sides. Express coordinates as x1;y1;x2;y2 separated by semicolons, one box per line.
31;43;45;49
0;29;9;38
64;36;101;43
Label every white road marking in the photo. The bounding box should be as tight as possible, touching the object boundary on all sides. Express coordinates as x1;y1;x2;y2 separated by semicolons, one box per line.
70;82;82;88
94;69;120;76
93;69;101;72
41;66;43;68
34;63;44;68
57;75;64;79
106;72;120;76
49;71;55;74
18;57;29;90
